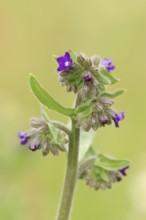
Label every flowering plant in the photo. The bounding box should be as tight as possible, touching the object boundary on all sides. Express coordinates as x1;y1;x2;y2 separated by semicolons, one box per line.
18;49;130;220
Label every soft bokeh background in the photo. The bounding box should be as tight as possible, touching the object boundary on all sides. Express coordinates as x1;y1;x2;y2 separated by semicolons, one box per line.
0;0;146;219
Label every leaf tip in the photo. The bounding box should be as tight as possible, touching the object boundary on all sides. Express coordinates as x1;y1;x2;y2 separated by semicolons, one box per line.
68;48;72;53
29;73;35;81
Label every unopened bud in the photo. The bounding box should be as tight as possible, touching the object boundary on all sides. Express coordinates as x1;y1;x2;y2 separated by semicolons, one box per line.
83;72;92;82
77;53;86;67
99;113;109;124
50;144;59;156
84;58;92;70
91;114;99;130
42;139;50;156
91;55;100;68
30;117;45;128
82;120;91;131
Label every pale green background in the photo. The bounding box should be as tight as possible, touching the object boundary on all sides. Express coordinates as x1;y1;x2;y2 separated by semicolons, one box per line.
0;0;146;219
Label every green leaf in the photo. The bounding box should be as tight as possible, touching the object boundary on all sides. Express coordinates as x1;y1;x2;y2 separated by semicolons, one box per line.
96;72;111;85
95;154;130;171
75;99;94;114
66;69;84;83
68;48;77;62
29;74;75;117
99;168;110;182
99;67;119;84
100;89;126;98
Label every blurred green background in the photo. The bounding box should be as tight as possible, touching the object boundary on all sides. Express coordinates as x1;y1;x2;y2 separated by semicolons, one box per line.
0;0;146;219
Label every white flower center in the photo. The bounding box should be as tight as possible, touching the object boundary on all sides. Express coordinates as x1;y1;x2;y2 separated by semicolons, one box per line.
64;61;70;67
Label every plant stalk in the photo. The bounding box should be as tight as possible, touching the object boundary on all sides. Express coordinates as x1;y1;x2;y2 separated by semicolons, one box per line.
51;121;71;136
56;119;80;220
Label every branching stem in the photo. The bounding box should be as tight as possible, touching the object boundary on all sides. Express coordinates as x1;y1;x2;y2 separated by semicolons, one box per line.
51;121;71;136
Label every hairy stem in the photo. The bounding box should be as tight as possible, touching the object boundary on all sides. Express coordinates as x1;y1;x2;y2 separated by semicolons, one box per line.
51;121;71;136
56;119;80;220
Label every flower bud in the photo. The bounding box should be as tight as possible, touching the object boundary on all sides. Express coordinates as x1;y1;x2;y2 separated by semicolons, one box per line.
41;139;50;156
30;117;45;128
91;55;100;69
83;72;92;82
91;113;99;130
82;120;91;131
50;144;59;156
77;54;86;67
84;58;92;70
98;113;109;125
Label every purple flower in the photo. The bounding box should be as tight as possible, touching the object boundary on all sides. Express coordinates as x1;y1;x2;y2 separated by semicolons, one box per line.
101;58;115;72
113;112;124;127
57;52;72;72
119;166;129;176
18;132;28;145
83;72;92;82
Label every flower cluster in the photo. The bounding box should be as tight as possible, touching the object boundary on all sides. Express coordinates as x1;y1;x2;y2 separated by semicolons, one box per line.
81;165;129;191
18;117;68;156
75;97;124;131
57;52;113;95
56;50;125;131
79;153;129;191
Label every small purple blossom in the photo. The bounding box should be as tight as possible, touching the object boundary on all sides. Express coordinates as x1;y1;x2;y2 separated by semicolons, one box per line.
113;112;124;127
57;52;72;72
101;58;115;72
18;132;28;145
119;166;129;176
83;72;92;82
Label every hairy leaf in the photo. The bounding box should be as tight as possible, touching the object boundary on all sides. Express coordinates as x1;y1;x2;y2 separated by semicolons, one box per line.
29;74;75;117
75;99;95;114
100;89;126;98
99;67;119;84
96;72;111;85
95;154;130;171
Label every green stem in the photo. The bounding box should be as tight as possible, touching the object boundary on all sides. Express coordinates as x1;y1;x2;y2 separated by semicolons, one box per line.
56;119;80;220
51;121;71;136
